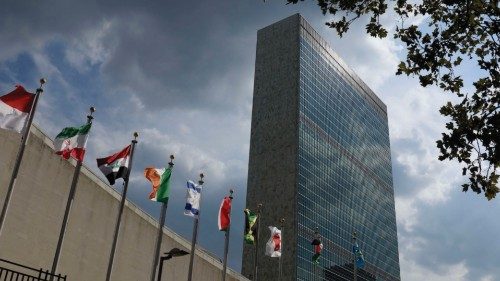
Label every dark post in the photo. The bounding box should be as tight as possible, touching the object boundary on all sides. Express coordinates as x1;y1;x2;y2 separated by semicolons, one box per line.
314;227;319;281
105;132;139;281
221;189;234;281
50;106;95;278
157;256;167;281
253;203;262;281
353;231;357;281
149;155;174;281
187;173;204;281
0;78;46;237
157;248;189;281
278;218;285;281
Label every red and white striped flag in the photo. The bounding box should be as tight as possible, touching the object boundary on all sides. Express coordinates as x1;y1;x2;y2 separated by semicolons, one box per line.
218;196;232;231
0;85;34;133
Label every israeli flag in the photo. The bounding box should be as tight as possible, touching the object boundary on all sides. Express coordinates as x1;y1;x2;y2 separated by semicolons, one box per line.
184;180;203;218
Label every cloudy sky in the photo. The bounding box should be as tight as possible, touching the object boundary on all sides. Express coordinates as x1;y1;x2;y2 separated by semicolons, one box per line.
1;0;499;280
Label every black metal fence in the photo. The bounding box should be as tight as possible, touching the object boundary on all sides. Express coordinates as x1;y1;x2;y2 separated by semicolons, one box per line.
0;258;66;281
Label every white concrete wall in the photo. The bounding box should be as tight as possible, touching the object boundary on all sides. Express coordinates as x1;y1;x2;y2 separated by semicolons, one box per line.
0;126;247;281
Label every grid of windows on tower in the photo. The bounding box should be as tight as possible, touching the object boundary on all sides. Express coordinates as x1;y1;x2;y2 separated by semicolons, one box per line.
296;34;401;281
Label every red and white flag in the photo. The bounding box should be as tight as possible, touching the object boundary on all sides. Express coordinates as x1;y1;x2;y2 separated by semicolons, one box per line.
0;85;34;133
218;196;232;231
265;226;282;257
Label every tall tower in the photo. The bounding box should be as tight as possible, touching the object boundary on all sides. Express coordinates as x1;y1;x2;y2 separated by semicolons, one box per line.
242;14;401;281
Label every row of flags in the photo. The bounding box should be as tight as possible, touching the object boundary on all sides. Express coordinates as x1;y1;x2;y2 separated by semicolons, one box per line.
98;143;363;274
241;207;366;268
0;84;366;280
0;84;205;280
53;121;367;277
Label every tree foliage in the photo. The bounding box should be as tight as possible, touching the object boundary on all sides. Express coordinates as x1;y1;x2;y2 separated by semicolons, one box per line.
287;0;499;199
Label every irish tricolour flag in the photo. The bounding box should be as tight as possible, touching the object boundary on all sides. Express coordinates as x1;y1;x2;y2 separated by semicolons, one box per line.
0;85;34;133
97;145;131;185
53;123;91;161
144;167;172;203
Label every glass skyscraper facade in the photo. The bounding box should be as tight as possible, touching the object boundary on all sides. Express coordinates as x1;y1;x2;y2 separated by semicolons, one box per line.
242;14;400;281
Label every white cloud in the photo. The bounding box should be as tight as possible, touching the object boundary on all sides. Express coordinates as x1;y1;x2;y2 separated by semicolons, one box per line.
140;127;228;183
395;197;418;232
64;20;114;72
400;253;469;281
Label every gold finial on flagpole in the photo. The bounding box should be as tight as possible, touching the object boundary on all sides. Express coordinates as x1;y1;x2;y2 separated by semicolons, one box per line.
169;154;175;167
37;78;47;93
88;107;95;122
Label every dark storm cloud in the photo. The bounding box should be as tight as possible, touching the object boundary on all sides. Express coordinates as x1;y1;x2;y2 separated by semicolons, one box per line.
0;0;302;113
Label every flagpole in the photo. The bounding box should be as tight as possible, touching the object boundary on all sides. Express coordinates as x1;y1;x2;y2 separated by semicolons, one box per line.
278;218;284;281
314;262;317;281
353;231;357;281
104;132;139;281
314;227;319;281
187;173;204;281
0;78;46;237
221;189;234;281
50;106;95;278
149;155;174;281
253;203;262;281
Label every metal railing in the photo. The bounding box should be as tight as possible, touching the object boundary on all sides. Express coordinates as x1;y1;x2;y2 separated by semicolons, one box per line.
0;258;66;281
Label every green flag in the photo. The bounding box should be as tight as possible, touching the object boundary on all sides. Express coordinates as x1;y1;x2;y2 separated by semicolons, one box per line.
244;209;258;244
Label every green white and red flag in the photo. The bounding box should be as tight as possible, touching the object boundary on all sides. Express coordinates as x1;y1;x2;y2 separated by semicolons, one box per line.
53;123;92;161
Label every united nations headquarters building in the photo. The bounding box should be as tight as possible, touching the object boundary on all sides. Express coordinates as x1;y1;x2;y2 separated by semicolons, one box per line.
242;14;401;281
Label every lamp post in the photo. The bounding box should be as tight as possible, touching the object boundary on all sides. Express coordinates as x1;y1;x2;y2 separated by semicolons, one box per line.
157;248;189;281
